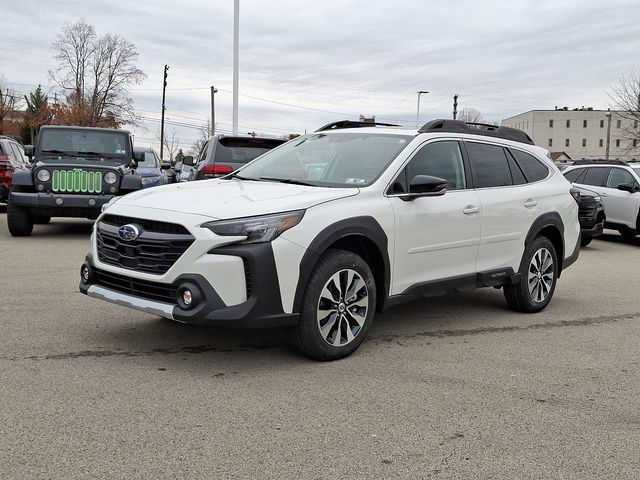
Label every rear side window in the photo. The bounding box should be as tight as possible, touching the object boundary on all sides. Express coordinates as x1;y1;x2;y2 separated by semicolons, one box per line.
214;138;284;164
466;142;512;188
581;167;610;187
510;149;549;182
563;168;585;182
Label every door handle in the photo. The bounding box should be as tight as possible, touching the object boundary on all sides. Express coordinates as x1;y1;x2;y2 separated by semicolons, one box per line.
524;200;538;208
463;205;480;215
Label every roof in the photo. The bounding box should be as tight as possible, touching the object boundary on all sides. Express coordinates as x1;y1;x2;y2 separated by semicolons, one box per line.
40;125;131;134
549;152;572;161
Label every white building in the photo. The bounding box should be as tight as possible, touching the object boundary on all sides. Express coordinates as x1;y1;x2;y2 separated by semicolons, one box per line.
502;107;640;160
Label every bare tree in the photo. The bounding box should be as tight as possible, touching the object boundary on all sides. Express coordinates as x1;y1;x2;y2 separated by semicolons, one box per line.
457;107;484;124
49;19;146;127
189;121;211;157
0;79;18;135
155;127;180;162
609;70;640;154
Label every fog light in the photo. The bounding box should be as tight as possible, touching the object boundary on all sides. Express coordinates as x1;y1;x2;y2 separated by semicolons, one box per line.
182;289;193;306
55;197;63;206
88;198;96;206
81;264;90;282
37;184;44;191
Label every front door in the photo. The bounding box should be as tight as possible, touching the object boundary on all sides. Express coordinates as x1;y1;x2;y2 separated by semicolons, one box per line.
389;140;481;294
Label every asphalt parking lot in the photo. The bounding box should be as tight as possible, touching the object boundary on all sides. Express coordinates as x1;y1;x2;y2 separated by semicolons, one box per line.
1;208;639;479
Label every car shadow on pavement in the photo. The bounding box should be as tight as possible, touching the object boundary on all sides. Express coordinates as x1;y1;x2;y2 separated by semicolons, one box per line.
595;232;640;247
30;220;94;237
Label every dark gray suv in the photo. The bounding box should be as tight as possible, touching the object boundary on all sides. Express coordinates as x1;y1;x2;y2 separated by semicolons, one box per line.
189;134;286;181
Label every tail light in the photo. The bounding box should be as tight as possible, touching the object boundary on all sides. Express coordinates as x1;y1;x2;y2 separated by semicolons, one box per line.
203;164;233;176
570;187;581;204
0;155;12;169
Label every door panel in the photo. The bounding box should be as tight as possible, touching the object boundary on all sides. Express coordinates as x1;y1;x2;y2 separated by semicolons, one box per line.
603;168;639;226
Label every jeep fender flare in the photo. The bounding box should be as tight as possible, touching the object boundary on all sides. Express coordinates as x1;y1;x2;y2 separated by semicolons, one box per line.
292;216;391;313
12;171;34;187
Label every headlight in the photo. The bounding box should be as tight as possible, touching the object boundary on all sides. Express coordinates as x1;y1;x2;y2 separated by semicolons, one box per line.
593;196;602;202
37;169;51;182
104;171;118;184
202;210;305;244
141;175;162;185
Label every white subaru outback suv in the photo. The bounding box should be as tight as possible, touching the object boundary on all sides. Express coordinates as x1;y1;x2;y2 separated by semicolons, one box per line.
563;160;640;239
80;119;581;360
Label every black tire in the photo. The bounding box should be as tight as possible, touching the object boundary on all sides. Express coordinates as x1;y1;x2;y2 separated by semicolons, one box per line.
34;215;51;225
7;199;34;236
504;236;558;313
580;236;592;247
293;249;377;361
618;228;637;240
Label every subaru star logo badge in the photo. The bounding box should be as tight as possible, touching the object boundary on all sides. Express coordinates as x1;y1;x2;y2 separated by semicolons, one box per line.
118;224;140;241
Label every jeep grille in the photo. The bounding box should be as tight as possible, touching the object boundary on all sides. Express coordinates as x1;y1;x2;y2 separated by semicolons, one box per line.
51;169;103;193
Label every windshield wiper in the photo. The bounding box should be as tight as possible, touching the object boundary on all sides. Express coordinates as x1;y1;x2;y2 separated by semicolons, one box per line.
41;149;69;155
225;172;259;181
259;177;316;186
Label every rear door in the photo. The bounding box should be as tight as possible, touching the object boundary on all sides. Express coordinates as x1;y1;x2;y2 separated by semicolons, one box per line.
466;141;546;273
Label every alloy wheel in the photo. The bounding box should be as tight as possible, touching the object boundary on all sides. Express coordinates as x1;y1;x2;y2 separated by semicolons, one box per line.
316;269;369;347
528;247;554;303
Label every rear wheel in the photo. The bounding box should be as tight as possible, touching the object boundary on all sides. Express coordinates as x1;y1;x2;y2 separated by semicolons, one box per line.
293;249;376;361
504;236;558;313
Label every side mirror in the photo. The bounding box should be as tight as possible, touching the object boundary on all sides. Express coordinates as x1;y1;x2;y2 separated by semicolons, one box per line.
160;162;172;170
617;182;638;193
24;145;34;160
407;175;448;197
182;155;195;167
132;151;145;165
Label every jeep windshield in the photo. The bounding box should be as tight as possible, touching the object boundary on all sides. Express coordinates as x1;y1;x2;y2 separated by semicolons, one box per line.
230;132;412;187
38;129;131;164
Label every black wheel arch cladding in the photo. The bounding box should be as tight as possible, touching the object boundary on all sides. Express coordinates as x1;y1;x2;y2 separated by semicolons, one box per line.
293;216;390;314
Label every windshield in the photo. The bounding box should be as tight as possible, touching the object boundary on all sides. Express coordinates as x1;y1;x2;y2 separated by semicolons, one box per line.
234;132;412;187
136;151;159;168
39;129;130;161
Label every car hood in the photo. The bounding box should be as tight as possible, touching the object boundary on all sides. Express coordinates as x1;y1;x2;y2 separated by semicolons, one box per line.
115;179;359;219
135;167;161;176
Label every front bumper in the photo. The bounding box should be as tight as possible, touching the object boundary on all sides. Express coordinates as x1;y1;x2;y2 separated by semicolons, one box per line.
580;219;605;237
9;191;114;210
79;244;299;328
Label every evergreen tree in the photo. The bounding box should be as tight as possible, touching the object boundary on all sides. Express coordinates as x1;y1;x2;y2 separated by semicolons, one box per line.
21;85;50;144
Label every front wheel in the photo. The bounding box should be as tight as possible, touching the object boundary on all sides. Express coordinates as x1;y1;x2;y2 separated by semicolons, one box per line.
504;236;558;313
293;249;376;361
7;200;34;236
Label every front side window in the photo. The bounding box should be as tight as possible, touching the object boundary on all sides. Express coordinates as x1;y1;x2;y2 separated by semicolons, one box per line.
392;141;466;193
466;142;512;188
136;151;159;167
606;168;635;188
236;132;412;187
581;167;610;187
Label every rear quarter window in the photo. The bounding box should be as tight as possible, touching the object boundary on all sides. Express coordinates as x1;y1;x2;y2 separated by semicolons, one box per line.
510;149;549;182
563;168;585;183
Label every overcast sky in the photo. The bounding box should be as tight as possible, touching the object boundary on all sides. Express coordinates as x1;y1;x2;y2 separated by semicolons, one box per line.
3;0;640;153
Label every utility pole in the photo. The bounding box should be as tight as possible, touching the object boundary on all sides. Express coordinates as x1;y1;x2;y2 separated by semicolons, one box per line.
232;0;239;135
160;64;169;160
453;94;458;119
210;86;218;136
605;111;612;159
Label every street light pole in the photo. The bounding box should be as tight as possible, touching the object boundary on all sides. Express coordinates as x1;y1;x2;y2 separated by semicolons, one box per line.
416;90;429;128
232;0;239;135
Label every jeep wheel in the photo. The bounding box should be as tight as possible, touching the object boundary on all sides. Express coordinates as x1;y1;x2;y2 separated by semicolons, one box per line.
293;249;376;361
504;236;558;313
7;200;34;236
580;236;592;247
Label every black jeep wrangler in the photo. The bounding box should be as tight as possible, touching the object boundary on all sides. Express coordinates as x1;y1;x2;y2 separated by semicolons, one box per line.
7;125;143;236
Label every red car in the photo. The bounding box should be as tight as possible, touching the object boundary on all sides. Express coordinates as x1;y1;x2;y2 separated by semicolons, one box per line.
0;136;31;203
